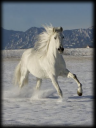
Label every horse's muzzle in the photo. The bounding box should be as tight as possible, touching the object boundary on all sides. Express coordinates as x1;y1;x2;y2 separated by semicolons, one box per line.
58;46;64;53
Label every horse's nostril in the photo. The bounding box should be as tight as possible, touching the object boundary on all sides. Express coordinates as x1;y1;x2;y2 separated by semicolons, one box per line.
62;48;64;51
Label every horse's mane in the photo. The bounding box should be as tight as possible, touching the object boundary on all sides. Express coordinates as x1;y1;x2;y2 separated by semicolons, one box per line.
34;24;54;55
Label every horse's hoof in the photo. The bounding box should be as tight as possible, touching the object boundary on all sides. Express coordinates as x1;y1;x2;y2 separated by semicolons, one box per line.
77;90;82;96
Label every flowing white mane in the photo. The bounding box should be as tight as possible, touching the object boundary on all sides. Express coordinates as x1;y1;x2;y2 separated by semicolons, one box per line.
34;24;54;55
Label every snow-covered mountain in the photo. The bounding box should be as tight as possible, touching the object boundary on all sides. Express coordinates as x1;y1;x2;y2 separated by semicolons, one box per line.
1;26;93;50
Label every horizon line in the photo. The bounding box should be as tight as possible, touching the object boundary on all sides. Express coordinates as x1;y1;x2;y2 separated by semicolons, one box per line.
1;25;93;32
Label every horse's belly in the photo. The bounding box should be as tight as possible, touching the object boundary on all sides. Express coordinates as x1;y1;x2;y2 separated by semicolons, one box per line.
29;66;48;79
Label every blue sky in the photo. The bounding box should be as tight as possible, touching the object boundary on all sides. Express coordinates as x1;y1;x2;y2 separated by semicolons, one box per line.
2;2;93;31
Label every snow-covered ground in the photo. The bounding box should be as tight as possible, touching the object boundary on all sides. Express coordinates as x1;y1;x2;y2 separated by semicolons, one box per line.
2;50;94;126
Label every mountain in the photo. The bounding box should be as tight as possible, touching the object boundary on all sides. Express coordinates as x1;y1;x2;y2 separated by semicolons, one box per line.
64;27;93;48
1;26;93;50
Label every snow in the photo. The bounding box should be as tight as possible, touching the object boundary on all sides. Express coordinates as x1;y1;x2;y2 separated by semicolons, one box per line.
2;50;94;126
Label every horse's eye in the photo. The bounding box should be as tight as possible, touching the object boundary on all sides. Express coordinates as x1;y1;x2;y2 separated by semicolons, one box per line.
62;36;64;39
54;37;57;39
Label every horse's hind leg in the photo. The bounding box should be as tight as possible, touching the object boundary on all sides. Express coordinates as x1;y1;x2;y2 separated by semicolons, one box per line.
19;69;28;88
35;78;42;90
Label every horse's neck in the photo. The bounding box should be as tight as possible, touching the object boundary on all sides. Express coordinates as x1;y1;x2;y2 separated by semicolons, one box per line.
47;42;60;61
39;41;63;71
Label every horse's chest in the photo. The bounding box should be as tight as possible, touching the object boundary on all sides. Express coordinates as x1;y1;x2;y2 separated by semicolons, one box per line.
53;59;64;75
40;56;65;77
55;63;63;74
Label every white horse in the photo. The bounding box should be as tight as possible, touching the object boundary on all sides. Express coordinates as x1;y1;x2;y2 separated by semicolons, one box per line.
14;25;83;98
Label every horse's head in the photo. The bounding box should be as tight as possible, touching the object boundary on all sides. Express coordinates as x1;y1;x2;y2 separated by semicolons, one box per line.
51;27;64;54
34;25;64;56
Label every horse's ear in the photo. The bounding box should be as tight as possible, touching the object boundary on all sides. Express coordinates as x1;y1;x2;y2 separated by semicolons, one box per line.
53;28;55;32
60;27;63;32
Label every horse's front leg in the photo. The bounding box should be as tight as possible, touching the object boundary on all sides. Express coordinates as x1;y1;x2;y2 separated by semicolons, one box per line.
65;69;83;96
49;75;63;98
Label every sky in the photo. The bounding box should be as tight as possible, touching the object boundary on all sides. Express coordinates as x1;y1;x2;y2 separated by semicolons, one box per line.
2;2;93;32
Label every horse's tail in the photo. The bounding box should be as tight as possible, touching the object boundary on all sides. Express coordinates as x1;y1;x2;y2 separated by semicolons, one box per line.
13;61;21;86
13;61;29;88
